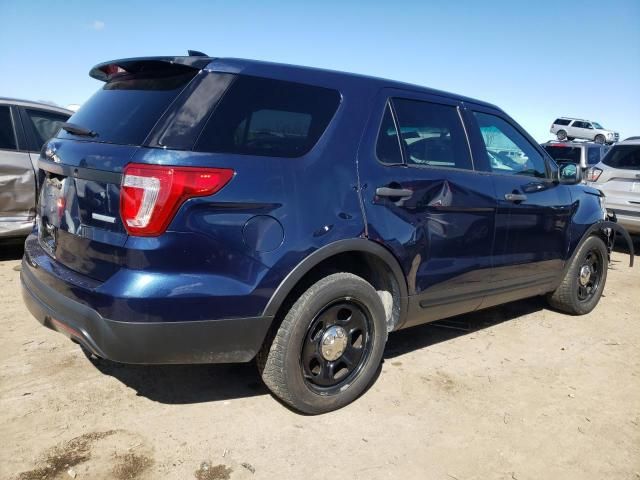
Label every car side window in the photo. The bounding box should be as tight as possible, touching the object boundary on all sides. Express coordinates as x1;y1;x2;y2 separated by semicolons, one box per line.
473;111;548;178
391;98;472;170
587;147;601;165
376;102;403;164
25;109;69;149
195;76;341;158
0;106;17;150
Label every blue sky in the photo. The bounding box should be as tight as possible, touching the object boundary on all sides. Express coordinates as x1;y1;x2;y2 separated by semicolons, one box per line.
1;0;638;142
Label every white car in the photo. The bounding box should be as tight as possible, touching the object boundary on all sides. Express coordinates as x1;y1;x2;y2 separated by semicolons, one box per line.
0;98;72;238
550;117;619;144
587;139;640;235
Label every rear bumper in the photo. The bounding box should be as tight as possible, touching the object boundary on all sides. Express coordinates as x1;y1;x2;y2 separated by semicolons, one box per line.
608;209;640;235
21;255;273;364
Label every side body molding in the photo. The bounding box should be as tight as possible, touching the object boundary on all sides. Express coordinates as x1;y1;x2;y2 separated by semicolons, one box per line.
262;238;409;329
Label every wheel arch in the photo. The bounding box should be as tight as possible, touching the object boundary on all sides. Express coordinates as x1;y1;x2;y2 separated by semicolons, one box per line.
262;238;409;331
569;220;634;269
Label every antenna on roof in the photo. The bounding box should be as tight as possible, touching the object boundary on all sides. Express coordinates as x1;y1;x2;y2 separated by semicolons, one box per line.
187;50;208;57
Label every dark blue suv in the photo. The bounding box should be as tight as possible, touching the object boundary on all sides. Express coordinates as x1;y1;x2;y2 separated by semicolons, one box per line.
21;54;633;413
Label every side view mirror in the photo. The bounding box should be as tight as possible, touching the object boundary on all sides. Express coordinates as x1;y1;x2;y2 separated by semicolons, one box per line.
557;162;582;185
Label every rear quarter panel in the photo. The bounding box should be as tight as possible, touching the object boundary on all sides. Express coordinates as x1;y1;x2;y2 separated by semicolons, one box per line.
127;76;380;319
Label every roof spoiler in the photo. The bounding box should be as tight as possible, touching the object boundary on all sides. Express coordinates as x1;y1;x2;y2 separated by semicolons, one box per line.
89;55;213;82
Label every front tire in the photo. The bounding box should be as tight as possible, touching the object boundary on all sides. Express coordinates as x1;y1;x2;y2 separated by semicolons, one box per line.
258;273;388;414
594;134;606;144
547;236;608;315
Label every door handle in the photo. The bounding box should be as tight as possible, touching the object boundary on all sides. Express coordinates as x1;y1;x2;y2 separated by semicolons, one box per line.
376;187;413;198
504;193;527;202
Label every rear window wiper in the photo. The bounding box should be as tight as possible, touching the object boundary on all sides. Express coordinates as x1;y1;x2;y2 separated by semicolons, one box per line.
61;122;98;137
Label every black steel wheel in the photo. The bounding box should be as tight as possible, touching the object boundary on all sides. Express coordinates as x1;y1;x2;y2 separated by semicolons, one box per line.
576;248;603;302
547;236;608;315
257;272;388;414
301;300;372;393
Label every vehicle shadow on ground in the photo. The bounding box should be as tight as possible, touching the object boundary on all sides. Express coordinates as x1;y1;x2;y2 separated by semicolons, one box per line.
90;358;269;404
0;240;25;261
88;296;546;406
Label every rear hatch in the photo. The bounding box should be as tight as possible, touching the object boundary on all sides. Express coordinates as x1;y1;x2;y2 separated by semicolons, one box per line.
37;56;219;280
543;143;583;166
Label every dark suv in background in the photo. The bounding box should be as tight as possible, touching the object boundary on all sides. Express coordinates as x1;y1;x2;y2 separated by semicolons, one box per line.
20;54;633;413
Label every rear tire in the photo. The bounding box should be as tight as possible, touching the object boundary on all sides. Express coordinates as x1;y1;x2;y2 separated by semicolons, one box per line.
557;130;568;141
257;273;388;414
594;134;606;144
547;236;608;315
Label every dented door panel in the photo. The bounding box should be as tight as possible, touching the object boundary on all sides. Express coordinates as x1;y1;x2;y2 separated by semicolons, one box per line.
0;150;37;237
358;89;497;328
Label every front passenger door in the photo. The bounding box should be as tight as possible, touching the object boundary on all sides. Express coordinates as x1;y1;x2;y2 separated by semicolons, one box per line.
467;109;573;297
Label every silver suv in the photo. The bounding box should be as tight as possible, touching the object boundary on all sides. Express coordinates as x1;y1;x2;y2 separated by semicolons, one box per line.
587;139;640;235
542;140;610;170
550;117;619;144
0;98;71;238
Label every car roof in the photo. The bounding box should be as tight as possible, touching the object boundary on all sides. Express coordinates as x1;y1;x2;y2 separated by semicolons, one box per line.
89;55;501;111
541;140;603;148
0;97;73;115
207;57;501;109
556;117;590;122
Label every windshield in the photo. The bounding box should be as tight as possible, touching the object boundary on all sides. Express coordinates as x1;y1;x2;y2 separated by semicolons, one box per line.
58;71;197;146
592;122;604;129
543;145;581;163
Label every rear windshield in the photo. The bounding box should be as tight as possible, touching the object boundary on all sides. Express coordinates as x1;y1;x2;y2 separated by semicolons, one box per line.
602;145;640;170
543;145;581;163
58;71;196;146
195;76;341;158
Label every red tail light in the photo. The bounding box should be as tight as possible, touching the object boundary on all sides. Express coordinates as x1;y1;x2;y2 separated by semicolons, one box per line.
585;167;603;182
120;164;234;236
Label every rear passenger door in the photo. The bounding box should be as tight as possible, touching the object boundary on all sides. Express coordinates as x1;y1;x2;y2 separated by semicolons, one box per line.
571;121;590;139
0;104;37;237
464;108;572;301
358;90;497;328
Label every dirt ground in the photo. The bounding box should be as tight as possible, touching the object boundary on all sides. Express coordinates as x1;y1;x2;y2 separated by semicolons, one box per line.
1;242;639;480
